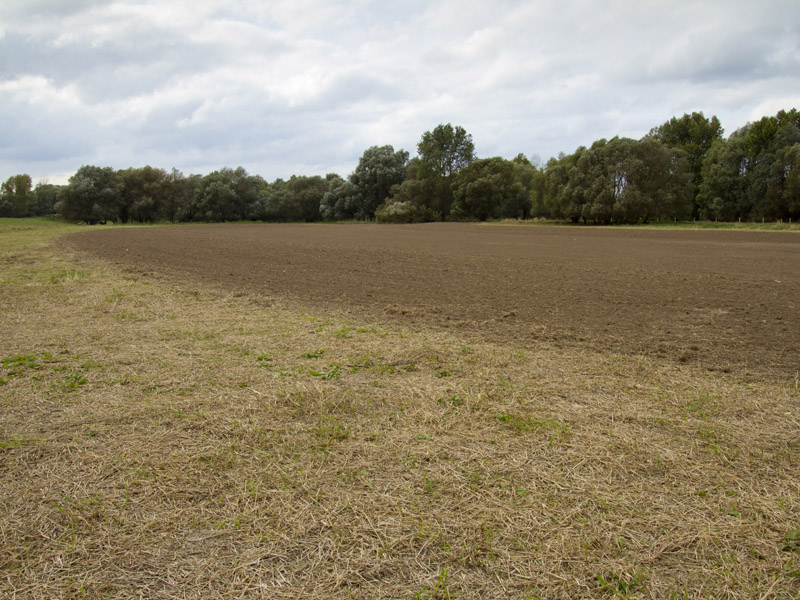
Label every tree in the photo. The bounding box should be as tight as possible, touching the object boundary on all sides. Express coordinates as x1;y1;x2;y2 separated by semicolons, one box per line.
450;157;532;221
507;154;536;220
744;122;800;219
649;112;723;214
375;179;437;223
56;166;123;224
699;111;800;221
119;165;170;223
220;166;261;221
253;179;296;222
286;175;327;222
764;143;800;220
549;138;692;224
349;145;409;219
0;174;36;217
158;169;194;223
697;136;748;221
416;123;476;219
319;175;360;220
33;182;60;216
532;152;580;220
192;173;239;222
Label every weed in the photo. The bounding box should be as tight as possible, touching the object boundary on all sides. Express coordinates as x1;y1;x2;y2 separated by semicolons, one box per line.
785;556;800;579
63;371;88;390
255;354;272;367
495;412;570;442
321;364;341;381
595;569;646;596
438;395;463;407
0;437;28;449
2;353;51;377
784;528;800;552
312;423;350;449
415;567;452;600
301;349;327;359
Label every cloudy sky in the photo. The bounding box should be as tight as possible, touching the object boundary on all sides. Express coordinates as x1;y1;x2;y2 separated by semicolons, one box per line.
1;0;799;184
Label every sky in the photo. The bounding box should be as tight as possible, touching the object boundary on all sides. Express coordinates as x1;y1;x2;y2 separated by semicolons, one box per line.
1;0;799;185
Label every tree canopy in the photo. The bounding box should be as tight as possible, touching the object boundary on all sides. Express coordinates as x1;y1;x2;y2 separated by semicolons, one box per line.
6;110;799;225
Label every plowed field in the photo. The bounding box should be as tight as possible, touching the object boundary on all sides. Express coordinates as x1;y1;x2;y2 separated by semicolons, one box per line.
64;223;800;380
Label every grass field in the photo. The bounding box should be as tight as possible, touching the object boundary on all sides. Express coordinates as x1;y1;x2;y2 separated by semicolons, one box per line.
1;218;799;599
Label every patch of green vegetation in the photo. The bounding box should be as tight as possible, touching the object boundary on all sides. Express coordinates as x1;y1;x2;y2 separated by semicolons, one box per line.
321;365;341;381
2;352;53;378
312;422;350;450
784;529;800;552
301;349;327;359
495;411;571;442
414;567;452;600
63;370;88;391
255;354;272;367
438;395;463;407
0;437;30;449
595;569;646;596
433;366;453;378
334;326;352;338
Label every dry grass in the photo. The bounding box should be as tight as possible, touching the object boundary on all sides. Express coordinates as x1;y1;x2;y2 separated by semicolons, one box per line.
1;218;799;599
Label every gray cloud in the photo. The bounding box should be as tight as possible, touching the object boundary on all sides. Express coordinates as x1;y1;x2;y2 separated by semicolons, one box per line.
1;0;798;184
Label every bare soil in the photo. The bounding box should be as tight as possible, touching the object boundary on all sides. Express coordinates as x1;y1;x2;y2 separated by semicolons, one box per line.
64;223;800;381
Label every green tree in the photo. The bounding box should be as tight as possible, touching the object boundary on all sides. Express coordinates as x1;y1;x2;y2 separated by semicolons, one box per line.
349;145;408;219
158;169;196;223
56;166;123;224
286;175;327;222
319;175;360;220
450;157;531;221
0;174;36;217
649;112;723;215
532;152;577;220
253;179;296;222
375;179;437;223
764;143;800;220
119;165;170;223
33;182;60;216
697;136;749;221
416;123;476;219
221;166;262;221
702;111;800;221
506;154;536;220
552;138;692;224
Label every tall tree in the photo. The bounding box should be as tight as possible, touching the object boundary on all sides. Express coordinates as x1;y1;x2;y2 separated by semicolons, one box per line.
286;175;327;222
349;145;409;219
0;174;36;217
56;166;122;224
119;165;170;223
416;123;476;219
697;136;749;221
649;112;723;216
33;182;60;216
764;143;800;220
319;175;360;221
450;156;533;221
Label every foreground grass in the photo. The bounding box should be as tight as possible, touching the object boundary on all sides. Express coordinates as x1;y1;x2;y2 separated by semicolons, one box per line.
1;219;799;599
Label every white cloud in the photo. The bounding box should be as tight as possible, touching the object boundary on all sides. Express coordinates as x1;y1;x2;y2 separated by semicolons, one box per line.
0;0;799;182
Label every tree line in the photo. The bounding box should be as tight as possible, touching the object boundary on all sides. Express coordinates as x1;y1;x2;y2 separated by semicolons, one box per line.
2;109;798;225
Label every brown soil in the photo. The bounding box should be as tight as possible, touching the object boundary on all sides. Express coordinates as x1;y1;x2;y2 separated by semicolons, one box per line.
63;223;800;380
